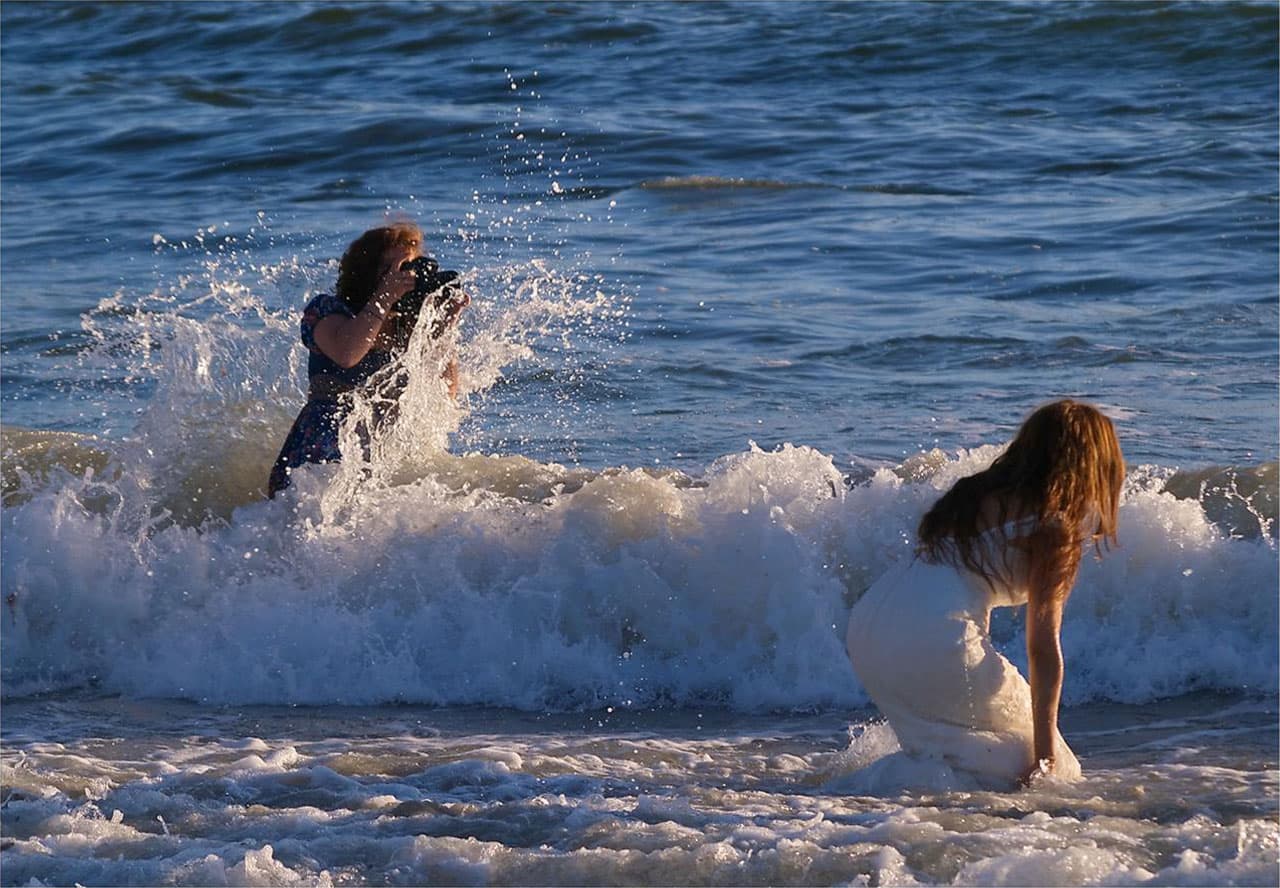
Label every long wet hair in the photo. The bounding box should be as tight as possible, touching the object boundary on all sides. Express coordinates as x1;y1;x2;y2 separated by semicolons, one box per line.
917;399;1125;594
335;222;422;311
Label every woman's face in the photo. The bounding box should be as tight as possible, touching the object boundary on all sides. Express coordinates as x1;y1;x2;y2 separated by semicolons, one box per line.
379;240;421;280
377;240;425;346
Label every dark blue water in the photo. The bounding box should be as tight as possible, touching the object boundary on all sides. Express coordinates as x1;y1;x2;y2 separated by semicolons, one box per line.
2;1;1276;474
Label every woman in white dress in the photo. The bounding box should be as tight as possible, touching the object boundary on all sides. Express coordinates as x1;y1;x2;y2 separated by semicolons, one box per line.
846;400;1125;788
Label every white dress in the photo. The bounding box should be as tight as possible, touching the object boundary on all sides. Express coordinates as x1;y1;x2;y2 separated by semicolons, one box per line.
845;518;1082;788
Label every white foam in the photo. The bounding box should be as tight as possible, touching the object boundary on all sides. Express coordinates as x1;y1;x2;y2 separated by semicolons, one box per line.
1;264;1275;710
3;433;1276;710
2;711;1275;887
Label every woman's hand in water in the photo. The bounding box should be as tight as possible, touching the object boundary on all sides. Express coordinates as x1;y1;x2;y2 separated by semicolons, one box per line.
1018;757;1054;788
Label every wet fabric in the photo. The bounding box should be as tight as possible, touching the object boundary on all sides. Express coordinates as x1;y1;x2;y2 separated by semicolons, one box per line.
268;293;395;497
845;518;1082;788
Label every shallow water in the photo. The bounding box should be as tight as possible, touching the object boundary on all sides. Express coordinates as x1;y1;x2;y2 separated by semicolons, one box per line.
3;693;1276;887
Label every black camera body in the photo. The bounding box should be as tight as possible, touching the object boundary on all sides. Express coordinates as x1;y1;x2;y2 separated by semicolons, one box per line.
395;255;461;318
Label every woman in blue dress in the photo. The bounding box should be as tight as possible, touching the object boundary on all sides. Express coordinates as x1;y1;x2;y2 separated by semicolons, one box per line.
267;222;468;497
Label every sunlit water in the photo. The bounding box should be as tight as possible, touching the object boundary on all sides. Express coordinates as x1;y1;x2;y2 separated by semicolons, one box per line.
4;696;1276;886
2;2;1276;885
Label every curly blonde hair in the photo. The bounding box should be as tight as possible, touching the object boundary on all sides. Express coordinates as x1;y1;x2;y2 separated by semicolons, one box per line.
335;222;422;311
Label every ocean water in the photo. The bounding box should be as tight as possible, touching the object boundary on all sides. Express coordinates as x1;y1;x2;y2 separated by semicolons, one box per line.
1;2;1277;886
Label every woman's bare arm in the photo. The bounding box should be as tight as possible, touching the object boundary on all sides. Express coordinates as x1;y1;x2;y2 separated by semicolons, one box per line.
312;263;416;369
1026;586;1065;771
1021;521;1078;783
439;359;458;399
436;287;469;399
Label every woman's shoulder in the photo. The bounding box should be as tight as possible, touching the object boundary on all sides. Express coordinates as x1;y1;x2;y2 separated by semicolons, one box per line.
300;292;353;349
302;292;352;322
974;496;1040;543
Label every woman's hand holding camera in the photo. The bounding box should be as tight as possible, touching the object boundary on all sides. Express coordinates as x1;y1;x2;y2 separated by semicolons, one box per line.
371;254;418;319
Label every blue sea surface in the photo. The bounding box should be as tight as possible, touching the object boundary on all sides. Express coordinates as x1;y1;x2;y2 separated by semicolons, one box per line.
2;0;1275;470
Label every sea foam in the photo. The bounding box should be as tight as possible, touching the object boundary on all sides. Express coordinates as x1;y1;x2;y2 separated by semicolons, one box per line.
2;430;1275;709
1;263;1275;709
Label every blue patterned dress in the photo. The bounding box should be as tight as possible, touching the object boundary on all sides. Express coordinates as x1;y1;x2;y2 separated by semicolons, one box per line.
267;294;396;497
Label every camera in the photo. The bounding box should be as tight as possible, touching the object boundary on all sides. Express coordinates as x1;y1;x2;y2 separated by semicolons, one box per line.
395;255;461;318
